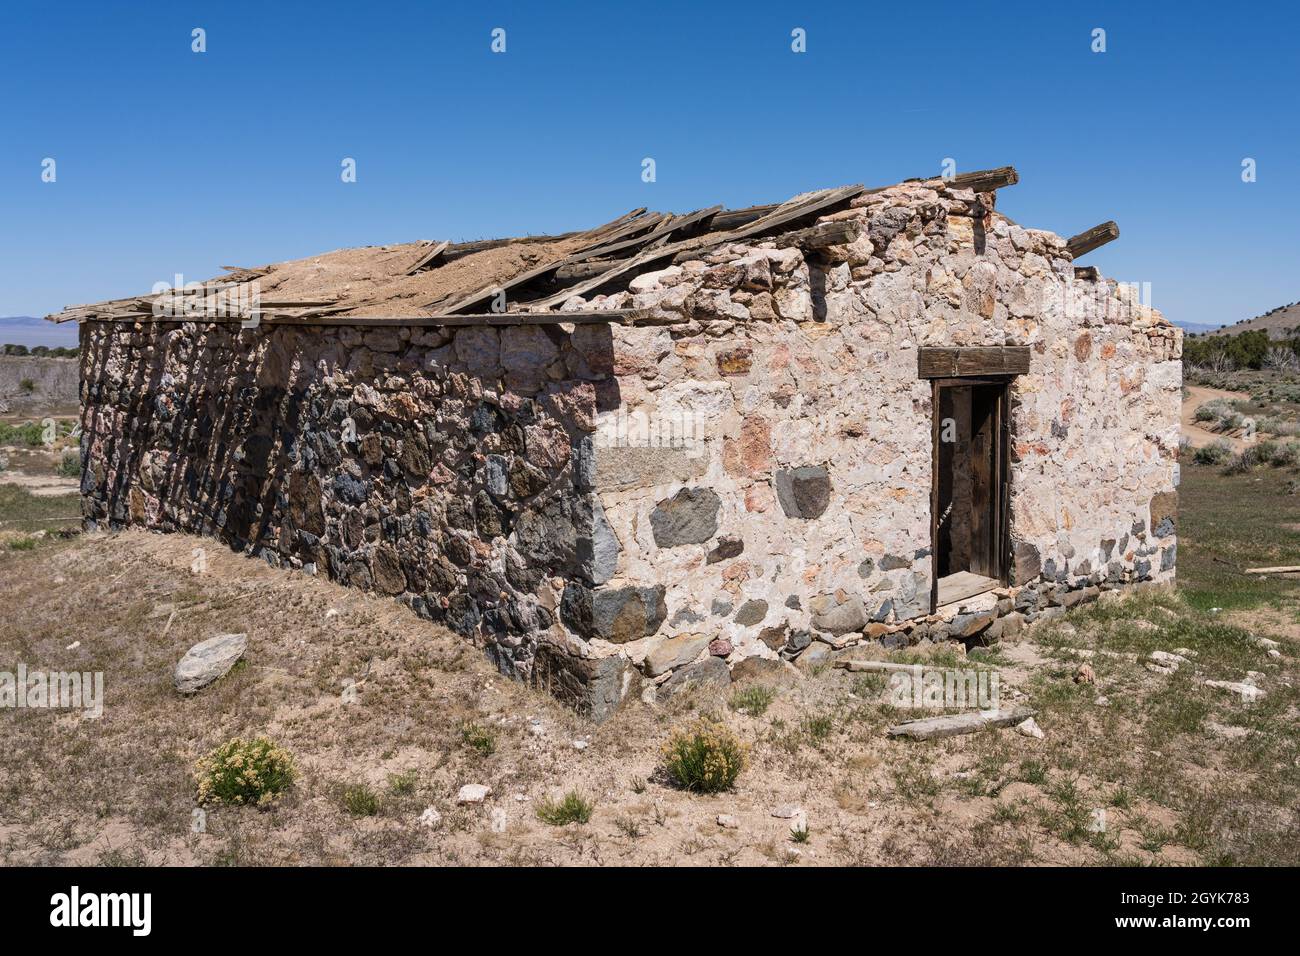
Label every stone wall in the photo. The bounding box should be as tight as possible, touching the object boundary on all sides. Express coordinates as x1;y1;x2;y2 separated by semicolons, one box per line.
553;180;1181;698
78;319;628;706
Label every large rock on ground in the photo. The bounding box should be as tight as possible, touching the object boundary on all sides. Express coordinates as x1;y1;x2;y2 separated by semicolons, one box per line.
174;633;247;694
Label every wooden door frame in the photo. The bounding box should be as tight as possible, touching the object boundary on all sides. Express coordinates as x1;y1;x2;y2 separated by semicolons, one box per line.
929;376;1014;613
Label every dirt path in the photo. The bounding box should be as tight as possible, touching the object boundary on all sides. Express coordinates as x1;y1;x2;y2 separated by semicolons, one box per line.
0;468;79;497
1181;384;1250;450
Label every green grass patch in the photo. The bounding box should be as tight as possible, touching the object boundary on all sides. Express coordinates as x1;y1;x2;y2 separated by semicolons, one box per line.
0;486;80;535
341;783;380;817
729;685;775;717
459;722;497;757
1176;464;1300;612
536;791;593;826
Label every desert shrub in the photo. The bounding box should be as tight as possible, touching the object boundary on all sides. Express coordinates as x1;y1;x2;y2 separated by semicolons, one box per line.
1221;446;1259;475
1193;401;1224;423
1266;440;1300;467
1257;416;1300;439
387;770;418;795
7;536;36;551
56;448;79;478
18;378;35;393
0;422;44;446
536;791;593;825
1193;440;1232;465
729;685;776;717
661;717;749;793
341;783;380;816
460;722;497;756
195;736;296;808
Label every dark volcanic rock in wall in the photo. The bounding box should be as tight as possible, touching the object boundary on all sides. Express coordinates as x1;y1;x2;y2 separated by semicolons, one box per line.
531;642;639;723
560;582;667;643
288;471;326;536
474;490;508;539
775;466;831;519
371;545;407;595
1012;540;1041;584
650;487;721;547
706;534;744;564
332;472;369;505
513;493;592;577
734;599;769;627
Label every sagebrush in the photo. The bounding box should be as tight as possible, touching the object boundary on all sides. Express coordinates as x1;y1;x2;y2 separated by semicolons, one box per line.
661;717;748;793
195;736;296;808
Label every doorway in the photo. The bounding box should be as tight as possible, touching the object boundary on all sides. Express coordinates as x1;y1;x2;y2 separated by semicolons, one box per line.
931;380;1010;609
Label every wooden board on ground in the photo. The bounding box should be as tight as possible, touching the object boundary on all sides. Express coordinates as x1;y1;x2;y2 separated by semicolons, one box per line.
936;571;1000;606
887;707;1036;741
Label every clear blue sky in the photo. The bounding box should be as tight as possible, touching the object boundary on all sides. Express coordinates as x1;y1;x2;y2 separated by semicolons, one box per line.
1;0;1295;328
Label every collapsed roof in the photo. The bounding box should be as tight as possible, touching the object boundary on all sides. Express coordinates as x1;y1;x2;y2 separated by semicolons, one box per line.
48;167;1120;327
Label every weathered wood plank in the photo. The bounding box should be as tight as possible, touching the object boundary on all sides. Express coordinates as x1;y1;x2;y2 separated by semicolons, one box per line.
887;707;1036;740
918;347;1031;378
1066;221;1120;259
403;240;450;275
946;166;1019;193
774;219;862;249
77;309;678;328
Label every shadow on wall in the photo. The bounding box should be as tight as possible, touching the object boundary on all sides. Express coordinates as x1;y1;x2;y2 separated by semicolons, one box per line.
78;320;621;671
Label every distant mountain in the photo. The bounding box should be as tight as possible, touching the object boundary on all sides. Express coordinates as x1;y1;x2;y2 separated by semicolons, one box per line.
1175;320;1226;336
1206;301;1300;339
0;315;79;349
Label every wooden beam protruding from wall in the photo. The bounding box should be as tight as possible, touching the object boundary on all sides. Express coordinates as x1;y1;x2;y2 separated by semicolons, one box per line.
1066;221;1120;259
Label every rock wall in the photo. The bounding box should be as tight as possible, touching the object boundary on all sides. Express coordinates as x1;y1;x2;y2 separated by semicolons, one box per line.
78;320;629;709
556;179;1180;696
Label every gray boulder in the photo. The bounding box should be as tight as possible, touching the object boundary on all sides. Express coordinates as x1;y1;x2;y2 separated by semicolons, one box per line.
174;633;247;694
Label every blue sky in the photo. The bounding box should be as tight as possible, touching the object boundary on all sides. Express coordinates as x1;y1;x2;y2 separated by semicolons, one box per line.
1;0;1296;329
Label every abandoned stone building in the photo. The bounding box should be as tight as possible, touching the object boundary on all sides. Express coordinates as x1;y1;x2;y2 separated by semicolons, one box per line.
52;166;1182;719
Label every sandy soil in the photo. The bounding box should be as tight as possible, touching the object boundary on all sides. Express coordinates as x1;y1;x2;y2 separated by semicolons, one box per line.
1;530;1294;867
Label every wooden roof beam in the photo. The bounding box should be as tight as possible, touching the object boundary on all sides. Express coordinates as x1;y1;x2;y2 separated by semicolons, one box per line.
1066;221;1120;259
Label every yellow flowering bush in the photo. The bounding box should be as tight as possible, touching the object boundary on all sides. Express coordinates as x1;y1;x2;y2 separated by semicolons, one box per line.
661;718;748;793
195;736;296;808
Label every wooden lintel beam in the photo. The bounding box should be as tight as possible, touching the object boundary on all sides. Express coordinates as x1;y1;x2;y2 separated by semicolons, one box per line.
1066;221;1120;259
918;346;1031;378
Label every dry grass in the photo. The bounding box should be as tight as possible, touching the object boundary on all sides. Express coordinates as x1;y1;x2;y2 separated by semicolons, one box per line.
0;465;1296;866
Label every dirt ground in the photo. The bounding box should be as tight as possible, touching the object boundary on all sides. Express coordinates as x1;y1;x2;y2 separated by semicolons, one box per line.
1;518;1295;867
1181;385;1250;450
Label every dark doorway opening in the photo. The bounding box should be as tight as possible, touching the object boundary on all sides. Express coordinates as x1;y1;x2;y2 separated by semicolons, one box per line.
932;380;1010;609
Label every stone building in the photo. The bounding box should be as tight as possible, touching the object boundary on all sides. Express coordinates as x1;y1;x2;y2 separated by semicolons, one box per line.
52;166;1181;719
